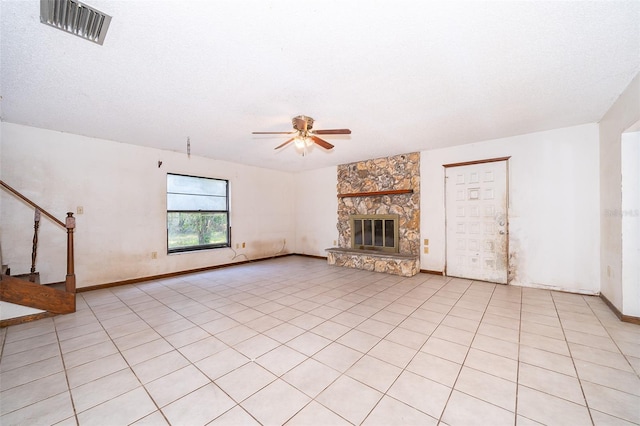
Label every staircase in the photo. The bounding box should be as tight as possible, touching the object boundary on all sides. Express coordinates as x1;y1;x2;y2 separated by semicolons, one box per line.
0;180;76;327
1;275;75;314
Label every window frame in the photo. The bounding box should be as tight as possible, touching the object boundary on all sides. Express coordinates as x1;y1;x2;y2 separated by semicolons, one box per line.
166;173;231;254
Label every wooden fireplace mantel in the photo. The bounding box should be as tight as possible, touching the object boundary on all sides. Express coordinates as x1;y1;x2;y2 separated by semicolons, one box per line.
337;189;413;198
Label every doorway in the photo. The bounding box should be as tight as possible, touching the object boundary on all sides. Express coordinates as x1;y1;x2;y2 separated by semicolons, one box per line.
444;157;509;284
621;126;640;317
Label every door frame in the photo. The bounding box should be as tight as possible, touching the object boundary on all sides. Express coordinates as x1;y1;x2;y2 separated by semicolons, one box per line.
443;156;511;282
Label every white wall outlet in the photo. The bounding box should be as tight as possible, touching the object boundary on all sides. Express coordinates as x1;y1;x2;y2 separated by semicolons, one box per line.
151;251;158;259
77;206;84;215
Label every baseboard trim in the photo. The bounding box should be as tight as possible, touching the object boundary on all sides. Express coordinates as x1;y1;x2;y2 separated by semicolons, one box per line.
0;311;56;328
77;253;295;293
599;293;640;325
420;269;444;275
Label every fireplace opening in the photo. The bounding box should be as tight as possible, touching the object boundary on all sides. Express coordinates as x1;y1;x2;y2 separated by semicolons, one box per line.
350;214;399;253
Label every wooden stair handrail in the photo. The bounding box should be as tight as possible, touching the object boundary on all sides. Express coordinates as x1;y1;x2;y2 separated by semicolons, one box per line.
0;179;76;294
0;180;65;228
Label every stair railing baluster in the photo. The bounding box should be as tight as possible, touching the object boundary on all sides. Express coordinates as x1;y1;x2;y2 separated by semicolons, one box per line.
29;209;41;282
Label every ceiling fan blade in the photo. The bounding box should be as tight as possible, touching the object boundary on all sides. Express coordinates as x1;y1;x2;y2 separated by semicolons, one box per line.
313;129;352;135
310;135;334;150
274;138;295;150
252;131;295;134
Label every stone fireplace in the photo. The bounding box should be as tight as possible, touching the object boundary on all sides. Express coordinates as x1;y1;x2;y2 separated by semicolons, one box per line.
326;152;420;276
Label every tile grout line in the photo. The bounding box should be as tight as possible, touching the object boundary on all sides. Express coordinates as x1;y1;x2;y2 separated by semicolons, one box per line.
549;292;595;426
581;295;640;378
78;290;171;425
513;282;523;426
278;273;434;423
572;293;640;423
137;263;380;424
3;258;639;425
119;278;266;425
52;314;80;426
355;275;453;425
516;292;614;424
0;319;72;421
435;280;501;425
117;276;272;424
296;274;448;425
241;265;406;425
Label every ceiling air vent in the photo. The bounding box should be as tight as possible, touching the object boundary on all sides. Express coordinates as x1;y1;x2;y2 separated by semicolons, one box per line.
40;0;111;45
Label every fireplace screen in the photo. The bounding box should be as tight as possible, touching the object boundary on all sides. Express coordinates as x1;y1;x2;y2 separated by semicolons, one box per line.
350;214;399;253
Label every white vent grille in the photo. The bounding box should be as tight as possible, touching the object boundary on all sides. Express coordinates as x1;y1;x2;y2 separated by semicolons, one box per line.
40;0;111;45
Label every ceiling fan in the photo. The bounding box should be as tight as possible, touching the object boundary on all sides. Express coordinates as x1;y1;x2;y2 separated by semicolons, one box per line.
252;115;351;153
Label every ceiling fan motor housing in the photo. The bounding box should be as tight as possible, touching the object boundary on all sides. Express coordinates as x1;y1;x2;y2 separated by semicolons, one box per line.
293;115;314;131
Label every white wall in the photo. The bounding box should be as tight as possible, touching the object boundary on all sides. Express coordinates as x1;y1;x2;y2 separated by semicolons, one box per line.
599;73;640;312
0;118;630;310
621;130;640;316
294;166;339;256
0;116;45;318
421;124;601;294
0;113;47;318
0;122;296;289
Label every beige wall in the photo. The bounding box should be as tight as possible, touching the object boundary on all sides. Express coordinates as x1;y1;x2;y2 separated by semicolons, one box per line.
2;99;636;316
294;166;338;257
599;73;640;313
421;124;601;294
289;124;603;294
0;123;296;290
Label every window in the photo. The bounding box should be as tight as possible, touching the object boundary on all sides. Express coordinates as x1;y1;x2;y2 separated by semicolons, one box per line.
167;174;230;253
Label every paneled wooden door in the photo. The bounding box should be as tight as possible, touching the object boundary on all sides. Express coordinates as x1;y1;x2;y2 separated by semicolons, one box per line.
445;158;509;284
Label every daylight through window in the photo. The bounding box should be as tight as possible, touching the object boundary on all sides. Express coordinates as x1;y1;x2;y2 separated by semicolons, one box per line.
167;174;230;253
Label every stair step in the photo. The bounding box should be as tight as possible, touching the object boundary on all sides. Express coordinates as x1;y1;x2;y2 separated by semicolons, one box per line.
44;282;66;291
12;272;40;284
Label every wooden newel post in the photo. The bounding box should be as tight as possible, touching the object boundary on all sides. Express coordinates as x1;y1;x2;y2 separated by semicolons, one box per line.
65;212;76;294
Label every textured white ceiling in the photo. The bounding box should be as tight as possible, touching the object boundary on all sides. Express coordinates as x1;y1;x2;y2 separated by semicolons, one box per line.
1;0;639;172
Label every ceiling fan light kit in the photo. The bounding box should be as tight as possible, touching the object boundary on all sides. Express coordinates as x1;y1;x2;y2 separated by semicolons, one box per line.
294;135;313;157
252;115;351;156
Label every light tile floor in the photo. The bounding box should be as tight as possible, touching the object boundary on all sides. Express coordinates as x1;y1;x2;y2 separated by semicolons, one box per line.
1;256;639;425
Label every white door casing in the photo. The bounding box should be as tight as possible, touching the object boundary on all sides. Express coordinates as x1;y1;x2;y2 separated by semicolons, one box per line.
445;158;509;284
